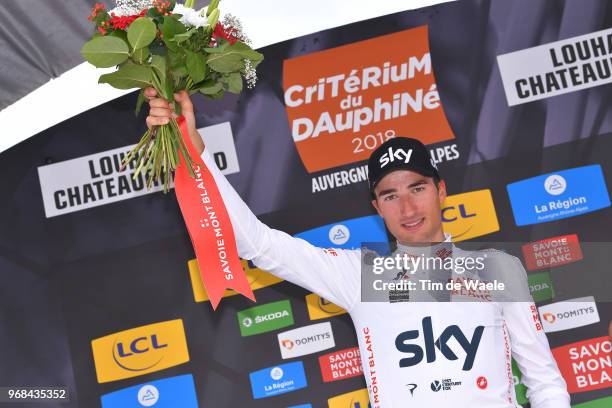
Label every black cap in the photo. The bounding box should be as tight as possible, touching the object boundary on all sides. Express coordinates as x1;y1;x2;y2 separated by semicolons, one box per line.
368;137;440;192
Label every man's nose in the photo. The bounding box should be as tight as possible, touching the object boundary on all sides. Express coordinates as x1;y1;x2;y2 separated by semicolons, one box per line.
399;195;418;217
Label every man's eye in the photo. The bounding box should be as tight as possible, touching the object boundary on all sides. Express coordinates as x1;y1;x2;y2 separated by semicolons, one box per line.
413;186;425;193
383;194;397;201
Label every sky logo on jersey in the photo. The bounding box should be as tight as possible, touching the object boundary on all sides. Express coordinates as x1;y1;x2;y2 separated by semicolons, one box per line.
237;300;294;337
91;319;189;383
552;336;612;393
319;347;363;382
305;294;347;320
278;322;335;359
507;165;611;226
395;316;484;371
295;215;388;249
249;361;307;399
538;296;599;333
100;374;197;407
527;272;555;302
189;258;283;302
522;234;583;271
441;189;499;242
328;388;371;408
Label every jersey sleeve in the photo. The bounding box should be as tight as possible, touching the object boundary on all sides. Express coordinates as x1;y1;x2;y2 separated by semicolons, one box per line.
200;147;360;311
500;255;570;408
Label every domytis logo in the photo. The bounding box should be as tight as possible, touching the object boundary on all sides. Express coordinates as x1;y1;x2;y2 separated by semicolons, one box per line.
281;339;295;350
543;312;556;323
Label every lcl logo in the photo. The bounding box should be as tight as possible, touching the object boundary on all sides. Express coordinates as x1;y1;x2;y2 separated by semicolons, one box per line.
115;335;168;359
441;204;476;222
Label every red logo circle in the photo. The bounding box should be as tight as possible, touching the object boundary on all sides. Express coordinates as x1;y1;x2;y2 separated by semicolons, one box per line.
476;376;488;389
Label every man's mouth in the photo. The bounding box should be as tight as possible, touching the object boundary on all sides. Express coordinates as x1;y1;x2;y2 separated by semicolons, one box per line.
401;218;425;230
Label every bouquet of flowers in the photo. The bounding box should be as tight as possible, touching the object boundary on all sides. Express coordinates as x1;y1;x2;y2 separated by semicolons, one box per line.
81;0;263;191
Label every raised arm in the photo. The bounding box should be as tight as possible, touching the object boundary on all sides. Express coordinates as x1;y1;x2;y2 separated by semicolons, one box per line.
145;88;360;311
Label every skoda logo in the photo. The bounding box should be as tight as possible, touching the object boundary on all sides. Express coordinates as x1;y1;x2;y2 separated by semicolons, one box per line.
544;175;567;196
329;224;350;245
137;384;159;406
431;380;442;392
242;317;253;327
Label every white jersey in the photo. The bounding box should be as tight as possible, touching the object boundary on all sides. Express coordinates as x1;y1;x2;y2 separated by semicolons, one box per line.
201;149;570;408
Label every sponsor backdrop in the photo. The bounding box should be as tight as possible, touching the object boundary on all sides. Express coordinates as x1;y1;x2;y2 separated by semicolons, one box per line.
1;0;611;407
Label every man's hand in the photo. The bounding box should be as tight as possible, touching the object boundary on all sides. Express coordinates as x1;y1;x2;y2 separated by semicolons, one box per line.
144;87;205;155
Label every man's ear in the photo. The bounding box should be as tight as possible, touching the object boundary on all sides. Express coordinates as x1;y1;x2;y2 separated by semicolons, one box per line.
437;179;447;204
371;197;383;217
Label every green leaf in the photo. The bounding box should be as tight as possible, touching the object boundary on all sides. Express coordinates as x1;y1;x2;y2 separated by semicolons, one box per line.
128;17;157;50
161;15;186;40
185;50;206;83
225;72;243;93
173;29;196;44
99;62;153;89
199;80;223;95
150;55;167;83
207;52;243;73
207;42;264;73
133;46;150;63
135;88;146;116
110;30;130;49
81;36;130;68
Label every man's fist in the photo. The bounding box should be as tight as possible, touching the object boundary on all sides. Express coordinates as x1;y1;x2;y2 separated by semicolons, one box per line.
144;87;205;155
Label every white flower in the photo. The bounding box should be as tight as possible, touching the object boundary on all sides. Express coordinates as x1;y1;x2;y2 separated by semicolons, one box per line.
173;3;209;28
109;0;153;17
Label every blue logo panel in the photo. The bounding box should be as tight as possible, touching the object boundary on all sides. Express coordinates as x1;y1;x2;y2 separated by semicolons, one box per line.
507;165;610;226
295;215;388;249
288;405;312;408
101;374;198;407
249;361;307;399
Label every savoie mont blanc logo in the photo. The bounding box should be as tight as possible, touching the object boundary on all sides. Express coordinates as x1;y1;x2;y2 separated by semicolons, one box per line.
507;165;610;226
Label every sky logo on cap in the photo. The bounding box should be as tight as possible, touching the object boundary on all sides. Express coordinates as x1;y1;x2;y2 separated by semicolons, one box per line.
101;374;198;407
507;165;610;226
295;215;388;249
379;147;413;168
442;189;500;241
249;361;308;399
